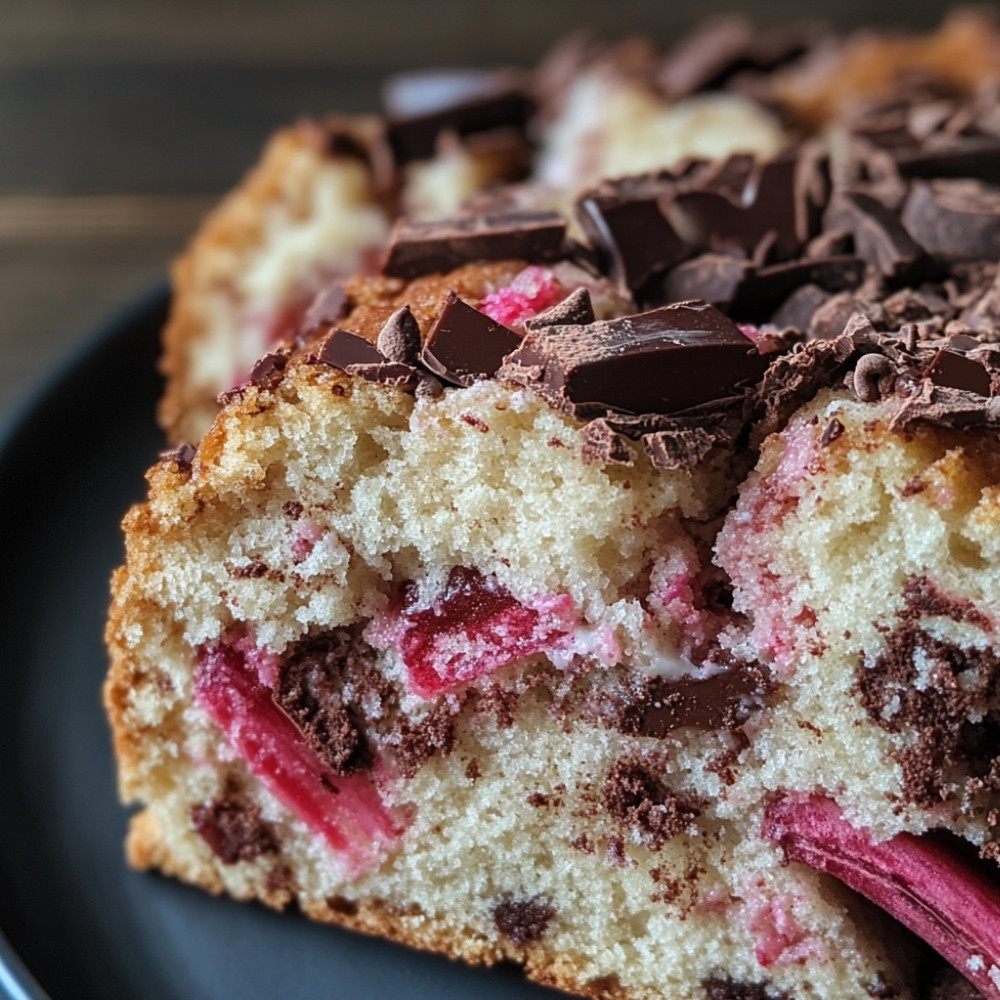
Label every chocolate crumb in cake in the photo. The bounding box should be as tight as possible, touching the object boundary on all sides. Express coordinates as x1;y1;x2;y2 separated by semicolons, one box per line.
604;756;702;850
190;782;280;865
702;977;789;1000
492;897;556;945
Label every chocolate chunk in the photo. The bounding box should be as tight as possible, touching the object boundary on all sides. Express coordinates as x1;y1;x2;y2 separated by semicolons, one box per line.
313;328;385;371
820;417;845;446
623;668;767;738
925;348;992;395
667;153;816;261
576;191;688;292
825;191;929;281
191;784;280;865
302;284;349;332
729;257;866;321
895;137;1000;185
604;755;701;850
493;897;555;946
658;19;756;99
771;283;830;331
661;255;748;309
383;69;533;164
376;305;422;364
505;301;767;417
160;442;196;472
276;630;375;775
902;180;1000;263
523;287;595;330
382;211;566;279
421;292;522;386
249;351;288;385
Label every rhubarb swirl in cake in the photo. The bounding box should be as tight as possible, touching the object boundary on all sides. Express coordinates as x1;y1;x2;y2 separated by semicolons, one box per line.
108;12;1000;1000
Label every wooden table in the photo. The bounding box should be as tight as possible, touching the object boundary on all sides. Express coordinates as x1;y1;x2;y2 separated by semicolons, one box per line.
0;0;960;434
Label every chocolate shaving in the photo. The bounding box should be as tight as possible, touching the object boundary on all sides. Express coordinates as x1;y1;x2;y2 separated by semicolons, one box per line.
581;418;633;465
191;783;280;865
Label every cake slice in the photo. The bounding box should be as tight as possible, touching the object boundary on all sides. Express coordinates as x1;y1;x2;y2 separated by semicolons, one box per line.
107;13;1000;1000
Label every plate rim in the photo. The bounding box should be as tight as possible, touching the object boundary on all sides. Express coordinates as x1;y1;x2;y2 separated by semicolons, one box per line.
0;284;170;1000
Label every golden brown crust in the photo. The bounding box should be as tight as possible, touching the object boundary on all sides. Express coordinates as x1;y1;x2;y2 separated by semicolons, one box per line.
158;118;386;444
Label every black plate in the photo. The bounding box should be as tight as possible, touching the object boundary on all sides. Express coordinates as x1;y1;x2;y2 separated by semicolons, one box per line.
0;290;557;1000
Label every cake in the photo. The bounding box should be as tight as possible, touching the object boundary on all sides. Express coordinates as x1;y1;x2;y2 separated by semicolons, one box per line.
107;13;1000;1000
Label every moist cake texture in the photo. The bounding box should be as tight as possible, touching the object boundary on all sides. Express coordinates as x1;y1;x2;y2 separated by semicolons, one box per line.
108;13;1000;1000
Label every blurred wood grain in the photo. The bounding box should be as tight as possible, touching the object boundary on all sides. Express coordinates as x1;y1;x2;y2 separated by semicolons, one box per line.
0;0;966;433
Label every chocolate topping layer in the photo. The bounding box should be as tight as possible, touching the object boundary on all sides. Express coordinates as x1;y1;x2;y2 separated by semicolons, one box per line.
382;211;566;279
504;301;767;417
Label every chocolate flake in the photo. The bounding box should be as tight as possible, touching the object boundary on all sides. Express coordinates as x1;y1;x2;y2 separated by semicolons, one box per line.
421;292;522;386
382;211;566;280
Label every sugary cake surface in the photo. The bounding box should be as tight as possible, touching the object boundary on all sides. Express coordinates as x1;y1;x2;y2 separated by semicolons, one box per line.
107;12;1000;1000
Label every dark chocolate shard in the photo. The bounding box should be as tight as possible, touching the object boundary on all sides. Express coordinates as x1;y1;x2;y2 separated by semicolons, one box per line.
376;305;422;364
383;68;533;164
895;136;1000;186
825;191;929;281
505;300;768;417
314;328;385;371
666;152;817;262
421;292;522;387
661;254;749;309
382;211;566;279
902;180;1000;263
523;287;595;330
729;256;866;321
771;283;831;331
576;191;688;293
925;349;992;396
302;284;349;332
249;351;289;385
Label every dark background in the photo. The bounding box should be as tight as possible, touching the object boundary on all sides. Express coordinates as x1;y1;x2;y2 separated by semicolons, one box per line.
0;0;976;432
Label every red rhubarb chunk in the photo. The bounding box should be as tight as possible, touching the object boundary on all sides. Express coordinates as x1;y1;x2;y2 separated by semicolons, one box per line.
763;793;1000;998
398;567;574;698
195;640;402;877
